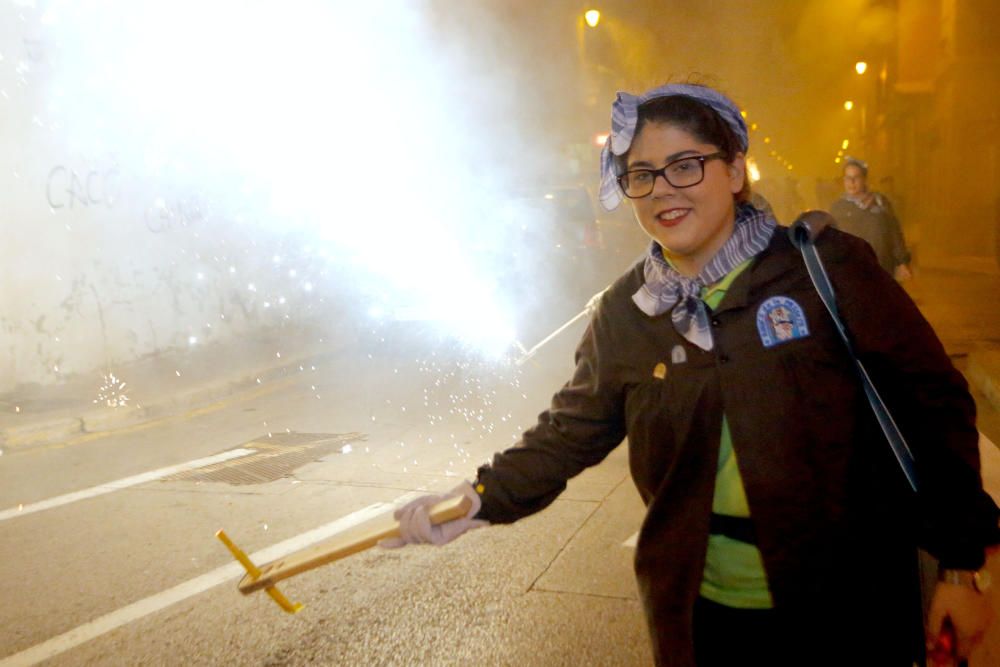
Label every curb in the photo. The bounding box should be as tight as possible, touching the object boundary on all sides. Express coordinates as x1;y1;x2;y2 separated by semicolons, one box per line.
967;344;1000;415
0;350;331;451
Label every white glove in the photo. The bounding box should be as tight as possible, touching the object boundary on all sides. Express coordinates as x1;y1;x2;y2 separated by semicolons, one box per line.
379;481;489;548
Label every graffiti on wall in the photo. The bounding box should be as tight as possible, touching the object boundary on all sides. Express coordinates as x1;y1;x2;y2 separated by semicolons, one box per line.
45;165;120;210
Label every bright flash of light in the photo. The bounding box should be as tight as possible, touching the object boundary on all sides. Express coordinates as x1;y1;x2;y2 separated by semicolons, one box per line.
842;139;850;150
37;0;522;357
855;61;868;75
746;156;761;183
844;100;854;111
584;10;601;28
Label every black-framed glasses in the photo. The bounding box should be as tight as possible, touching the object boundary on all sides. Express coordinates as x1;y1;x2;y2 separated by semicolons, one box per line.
617;151;725;199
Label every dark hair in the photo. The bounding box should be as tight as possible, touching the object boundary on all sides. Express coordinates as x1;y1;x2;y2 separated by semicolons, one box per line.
842;156;869;177
615;94;751;203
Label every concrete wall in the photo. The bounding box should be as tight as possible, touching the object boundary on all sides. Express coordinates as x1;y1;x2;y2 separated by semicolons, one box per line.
0;9;313;392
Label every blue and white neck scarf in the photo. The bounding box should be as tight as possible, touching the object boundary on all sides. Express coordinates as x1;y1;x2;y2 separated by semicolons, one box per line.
632;203;776;351
598;83;749;212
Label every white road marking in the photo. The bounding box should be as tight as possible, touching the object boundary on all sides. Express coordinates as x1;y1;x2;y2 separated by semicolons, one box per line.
0;496;419;667
0;448;256;522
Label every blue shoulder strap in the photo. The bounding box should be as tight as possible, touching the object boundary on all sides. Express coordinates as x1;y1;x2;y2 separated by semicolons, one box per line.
789;213;919;493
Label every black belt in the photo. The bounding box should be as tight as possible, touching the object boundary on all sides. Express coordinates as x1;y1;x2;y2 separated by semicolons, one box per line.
710;513;757;545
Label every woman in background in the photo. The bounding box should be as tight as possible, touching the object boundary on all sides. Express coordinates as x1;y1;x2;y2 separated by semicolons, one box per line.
830;156;912;281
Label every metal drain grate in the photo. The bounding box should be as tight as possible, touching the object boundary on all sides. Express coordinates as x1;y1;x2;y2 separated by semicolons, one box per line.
162;432;365;485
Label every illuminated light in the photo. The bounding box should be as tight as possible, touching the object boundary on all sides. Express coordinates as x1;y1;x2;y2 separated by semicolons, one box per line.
837;150;844;156
855;61;868;75
584;9;601;28
769;150;777;157
746;156;761;183
834;157;841;164
763;137;770;144
543;193;555;200
593;132;609;146
787;164;793;170
750;122;758;131
188;336;198;345
844;100;854;111
740;110;747;119
842;139;849;150
38;1;524;360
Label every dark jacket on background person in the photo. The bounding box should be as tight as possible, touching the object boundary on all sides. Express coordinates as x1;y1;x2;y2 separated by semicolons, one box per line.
829;192;910;273
474;228;997;666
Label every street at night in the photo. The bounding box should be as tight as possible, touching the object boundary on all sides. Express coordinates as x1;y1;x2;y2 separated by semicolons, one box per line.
3;1;1000;665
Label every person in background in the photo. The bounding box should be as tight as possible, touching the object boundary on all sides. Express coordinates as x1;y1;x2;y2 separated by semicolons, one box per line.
381;83;998;666
830;156;912;281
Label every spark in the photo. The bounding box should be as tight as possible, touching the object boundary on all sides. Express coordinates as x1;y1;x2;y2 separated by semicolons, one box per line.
94;372;129;407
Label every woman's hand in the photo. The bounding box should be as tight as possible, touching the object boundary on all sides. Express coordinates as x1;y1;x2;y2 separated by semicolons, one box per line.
379;481;488;548
926;581;992;664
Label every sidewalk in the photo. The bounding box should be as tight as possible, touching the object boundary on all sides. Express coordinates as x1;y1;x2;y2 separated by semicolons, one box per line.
0;323;346;452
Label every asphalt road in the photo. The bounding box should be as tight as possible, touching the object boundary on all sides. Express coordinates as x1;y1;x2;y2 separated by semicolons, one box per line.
0;319;654;666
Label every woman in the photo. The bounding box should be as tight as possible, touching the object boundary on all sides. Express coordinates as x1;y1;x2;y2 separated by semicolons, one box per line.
829;156;912;281
384;83;997;666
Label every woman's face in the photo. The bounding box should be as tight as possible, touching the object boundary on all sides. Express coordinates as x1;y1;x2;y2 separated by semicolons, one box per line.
626;121;744;277
843;164;867;196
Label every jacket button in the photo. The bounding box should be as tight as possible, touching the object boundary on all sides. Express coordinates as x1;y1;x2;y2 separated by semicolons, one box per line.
719;354;730;363
711;318;721;327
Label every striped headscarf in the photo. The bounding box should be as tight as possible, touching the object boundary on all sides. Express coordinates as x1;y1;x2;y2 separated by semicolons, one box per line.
598;83;748;212
632;203;776;350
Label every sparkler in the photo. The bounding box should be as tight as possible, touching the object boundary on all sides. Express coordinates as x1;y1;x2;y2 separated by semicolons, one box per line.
514;288;607;366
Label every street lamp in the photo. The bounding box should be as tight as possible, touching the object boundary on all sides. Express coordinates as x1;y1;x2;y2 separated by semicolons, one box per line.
585;9;600;28
855;61;868;75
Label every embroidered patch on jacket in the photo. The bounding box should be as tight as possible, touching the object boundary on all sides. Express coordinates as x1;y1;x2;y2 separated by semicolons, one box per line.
652;362;667;379
671;345;687;365
756;296;810;348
